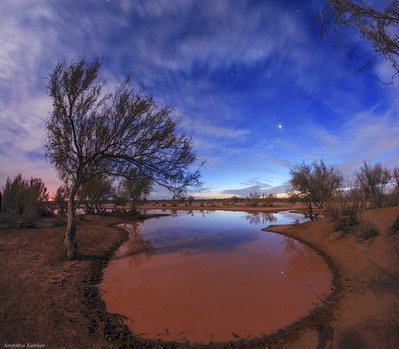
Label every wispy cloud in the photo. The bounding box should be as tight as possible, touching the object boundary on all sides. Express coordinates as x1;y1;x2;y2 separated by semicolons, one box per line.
181;118;250;140
0;0;398;197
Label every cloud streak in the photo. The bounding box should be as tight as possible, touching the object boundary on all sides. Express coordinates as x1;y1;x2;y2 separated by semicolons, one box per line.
0;0;398;197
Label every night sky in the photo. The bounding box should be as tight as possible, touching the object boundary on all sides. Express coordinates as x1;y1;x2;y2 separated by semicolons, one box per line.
1;0;398;198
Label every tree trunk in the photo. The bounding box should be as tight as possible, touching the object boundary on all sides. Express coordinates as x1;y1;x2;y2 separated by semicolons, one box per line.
65;186;79;260
306;201;315;221
131;200;138;215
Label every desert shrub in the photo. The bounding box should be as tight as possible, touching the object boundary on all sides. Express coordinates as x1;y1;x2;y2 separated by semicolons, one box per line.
230;196;239;203
289;160;343;220
1;174;48;226
358;221;379;241
327;198;361;234
356;162;391;209
390;214;399;235
385;192;399;207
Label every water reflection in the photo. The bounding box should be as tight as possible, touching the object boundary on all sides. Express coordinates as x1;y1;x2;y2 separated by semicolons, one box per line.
101;210;331;344
282;238;326;283
243;211;277;225
114;223;155;266
115;210;310;265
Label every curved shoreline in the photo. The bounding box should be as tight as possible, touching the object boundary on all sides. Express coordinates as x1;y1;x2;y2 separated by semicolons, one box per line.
2;208;396;347
92;210;340;348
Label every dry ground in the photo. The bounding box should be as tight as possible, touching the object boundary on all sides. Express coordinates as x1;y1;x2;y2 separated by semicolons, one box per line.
270;206;399;349
0;214;128;349
0;206;398;349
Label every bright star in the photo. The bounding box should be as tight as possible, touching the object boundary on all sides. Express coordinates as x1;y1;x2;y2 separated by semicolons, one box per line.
278;124;283;129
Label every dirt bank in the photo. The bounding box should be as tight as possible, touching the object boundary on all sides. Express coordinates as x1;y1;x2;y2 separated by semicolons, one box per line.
268;206;399;349
0;214;129;349
1;207;398;348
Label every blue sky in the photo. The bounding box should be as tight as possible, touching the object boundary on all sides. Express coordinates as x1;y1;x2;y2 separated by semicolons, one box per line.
1;0;398;198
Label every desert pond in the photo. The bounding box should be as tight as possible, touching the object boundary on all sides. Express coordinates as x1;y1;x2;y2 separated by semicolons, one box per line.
100;210;333;344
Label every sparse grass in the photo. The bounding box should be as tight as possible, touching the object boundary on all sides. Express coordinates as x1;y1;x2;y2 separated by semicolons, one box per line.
0;212;26;228
358;221;379;241
389;214;399;235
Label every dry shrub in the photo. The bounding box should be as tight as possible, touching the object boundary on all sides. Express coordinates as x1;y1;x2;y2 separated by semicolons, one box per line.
385;191;399;207
358;221;379;241
327;198;361;234
390;214;399;235
1;174;48;227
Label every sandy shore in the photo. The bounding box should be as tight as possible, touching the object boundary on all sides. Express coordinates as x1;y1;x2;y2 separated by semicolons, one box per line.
0;206;398;348
268;206;399;348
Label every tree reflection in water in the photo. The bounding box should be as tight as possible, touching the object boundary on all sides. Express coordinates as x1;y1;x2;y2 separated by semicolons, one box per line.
116;223;155;267
243;211;277;225
282;238;324;282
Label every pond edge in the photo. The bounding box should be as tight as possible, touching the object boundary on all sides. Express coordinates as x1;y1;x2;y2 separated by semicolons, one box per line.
88;211;341;348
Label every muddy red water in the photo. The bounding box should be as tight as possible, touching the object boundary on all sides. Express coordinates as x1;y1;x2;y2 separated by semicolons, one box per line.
100;210;332;344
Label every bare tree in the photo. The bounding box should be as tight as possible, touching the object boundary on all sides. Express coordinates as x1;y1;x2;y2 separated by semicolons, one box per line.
289;160;343;220
356;162;391;208
122;168;153;214
45;59;201;259
322;0;399;79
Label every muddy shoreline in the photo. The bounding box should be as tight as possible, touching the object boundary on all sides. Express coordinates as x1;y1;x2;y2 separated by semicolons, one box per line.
88;211;339;349
1;207;397;348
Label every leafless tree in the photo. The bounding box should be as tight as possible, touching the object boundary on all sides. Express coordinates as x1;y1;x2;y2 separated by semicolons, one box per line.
122;168;153;214
321;0;399;79
45;59;201;259
289;160;343;220
356;162;391;208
